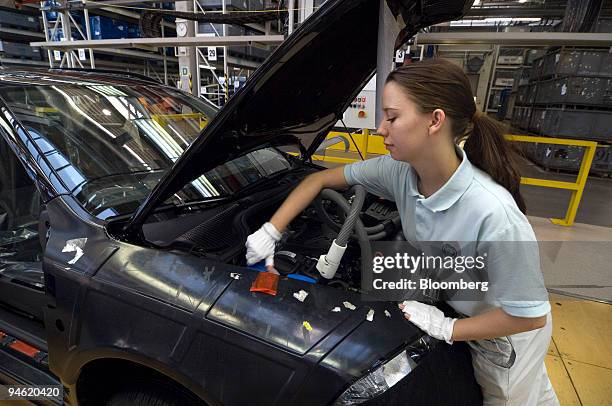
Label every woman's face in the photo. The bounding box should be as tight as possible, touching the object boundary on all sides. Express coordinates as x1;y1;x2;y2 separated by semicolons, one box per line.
377;81;432;163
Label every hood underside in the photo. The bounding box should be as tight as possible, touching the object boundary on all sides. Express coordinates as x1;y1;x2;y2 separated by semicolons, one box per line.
125;0;472;233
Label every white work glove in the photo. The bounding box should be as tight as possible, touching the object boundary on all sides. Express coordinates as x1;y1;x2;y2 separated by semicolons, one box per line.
399;301;456;345
245;222;282;267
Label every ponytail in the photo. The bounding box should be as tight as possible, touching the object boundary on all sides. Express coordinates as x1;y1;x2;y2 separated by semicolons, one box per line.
464;113;527;213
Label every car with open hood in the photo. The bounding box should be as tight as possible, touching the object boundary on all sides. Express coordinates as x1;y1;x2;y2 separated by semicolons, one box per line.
0;0;482;404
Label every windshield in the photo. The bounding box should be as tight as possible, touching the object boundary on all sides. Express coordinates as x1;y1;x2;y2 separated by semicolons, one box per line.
0;83;291;219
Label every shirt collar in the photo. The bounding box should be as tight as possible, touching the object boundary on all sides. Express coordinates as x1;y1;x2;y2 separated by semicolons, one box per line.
410;147;474;213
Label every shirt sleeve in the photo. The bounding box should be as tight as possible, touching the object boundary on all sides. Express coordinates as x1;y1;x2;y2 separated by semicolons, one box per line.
479;223;551;318
343;155;397;201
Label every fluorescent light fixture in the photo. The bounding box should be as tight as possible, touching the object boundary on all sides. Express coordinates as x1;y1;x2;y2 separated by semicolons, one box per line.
102;108;112;116
473;0;481;4
451;17;541;26
519;0;528;3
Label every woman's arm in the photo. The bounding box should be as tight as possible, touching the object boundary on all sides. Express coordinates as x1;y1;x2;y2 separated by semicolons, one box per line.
269;166;348;232
451;308;547;341
245;166;348;267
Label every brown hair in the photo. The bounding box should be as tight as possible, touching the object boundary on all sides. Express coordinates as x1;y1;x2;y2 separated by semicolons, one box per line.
386;58;526;213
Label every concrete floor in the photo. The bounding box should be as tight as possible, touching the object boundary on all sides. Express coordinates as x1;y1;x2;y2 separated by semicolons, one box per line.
530;216;612;303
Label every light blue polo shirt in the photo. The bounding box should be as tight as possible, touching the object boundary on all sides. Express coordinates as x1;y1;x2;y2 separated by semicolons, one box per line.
344;148;550;318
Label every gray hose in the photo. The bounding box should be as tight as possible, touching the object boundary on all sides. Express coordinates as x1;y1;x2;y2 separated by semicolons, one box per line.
319;188;372;280
335;186;365;245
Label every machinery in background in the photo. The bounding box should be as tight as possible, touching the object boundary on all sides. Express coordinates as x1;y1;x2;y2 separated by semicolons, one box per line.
337;75;376;130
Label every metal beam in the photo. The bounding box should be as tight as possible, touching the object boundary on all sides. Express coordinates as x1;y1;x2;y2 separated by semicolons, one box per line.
94;47;177;62
31;35;285;50
0;26;45;39
415;32;612;47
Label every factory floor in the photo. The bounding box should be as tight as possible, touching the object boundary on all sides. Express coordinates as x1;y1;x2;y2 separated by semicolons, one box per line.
317;152;612;405
545;296;612;406
533;220;612;406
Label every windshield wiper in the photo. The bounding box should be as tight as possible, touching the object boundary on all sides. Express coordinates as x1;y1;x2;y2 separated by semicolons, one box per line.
71;168;166;194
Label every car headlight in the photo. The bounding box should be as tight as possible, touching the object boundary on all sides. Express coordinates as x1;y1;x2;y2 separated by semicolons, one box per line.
333;348;417;405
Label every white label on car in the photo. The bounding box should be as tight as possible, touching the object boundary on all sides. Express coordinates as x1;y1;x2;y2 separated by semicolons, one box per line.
277;251;296;259
62;238;87;265
293;290;309;302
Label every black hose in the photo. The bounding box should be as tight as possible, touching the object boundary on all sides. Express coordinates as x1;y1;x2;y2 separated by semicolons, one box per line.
314;196;399;235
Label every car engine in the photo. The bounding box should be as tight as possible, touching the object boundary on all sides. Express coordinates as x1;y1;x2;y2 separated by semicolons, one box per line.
139;178;400;291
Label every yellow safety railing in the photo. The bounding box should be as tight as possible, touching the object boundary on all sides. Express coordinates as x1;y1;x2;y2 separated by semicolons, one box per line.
310;129;390;163
151;113;208;130
311;131;596;227
505;135;597;227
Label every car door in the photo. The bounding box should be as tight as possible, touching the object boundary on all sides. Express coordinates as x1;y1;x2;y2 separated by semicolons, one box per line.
0;121;46;321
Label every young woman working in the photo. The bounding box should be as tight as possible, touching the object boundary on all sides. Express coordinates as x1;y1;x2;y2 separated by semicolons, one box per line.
245;59;558;405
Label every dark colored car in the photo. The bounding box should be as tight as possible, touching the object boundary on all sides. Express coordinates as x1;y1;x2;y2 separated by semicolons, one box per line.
0;0;482;404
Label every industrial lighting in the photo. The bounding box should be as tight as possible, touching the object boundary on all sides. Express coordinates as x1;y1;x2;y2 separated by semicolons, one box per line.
518;0;528;3
102;109;112;116
451;17;541;26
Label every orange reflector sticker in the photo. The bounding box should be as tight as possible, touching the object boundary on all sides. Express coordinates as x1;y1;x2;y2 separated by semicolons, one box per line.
9;340;40;358
250;272;279;296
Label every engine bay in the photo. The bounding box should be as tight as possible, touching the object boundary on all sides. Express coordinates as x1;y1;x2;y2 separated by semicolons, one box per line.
137;170;400;291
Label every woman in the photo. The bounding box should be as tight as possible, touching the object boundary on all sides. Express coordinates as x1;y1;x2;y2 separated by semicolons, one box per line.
245;59;558;405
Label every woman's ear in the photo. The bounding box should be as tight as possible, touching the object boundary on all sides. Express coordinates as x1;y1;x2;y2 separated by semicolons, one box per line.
428;109;446;135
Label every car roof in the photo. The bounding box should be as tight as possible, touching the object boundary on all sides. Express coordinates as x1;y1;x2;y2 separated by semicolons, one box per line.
0;67;162;87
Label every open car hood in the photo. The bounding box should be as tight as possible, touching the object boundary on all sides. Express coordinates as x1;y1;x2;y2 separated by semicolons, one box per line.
124;0;471;233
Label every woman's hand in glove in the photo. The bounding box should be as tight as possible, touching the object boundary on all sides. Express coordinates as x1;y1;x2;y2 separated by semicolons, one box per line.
245;222;282;267
399;301;457;344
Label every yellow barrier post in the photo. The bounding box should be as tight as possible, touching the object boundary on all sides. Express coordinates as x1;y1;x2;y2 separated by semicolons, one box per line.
505;135;598;227
362;128;370;158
